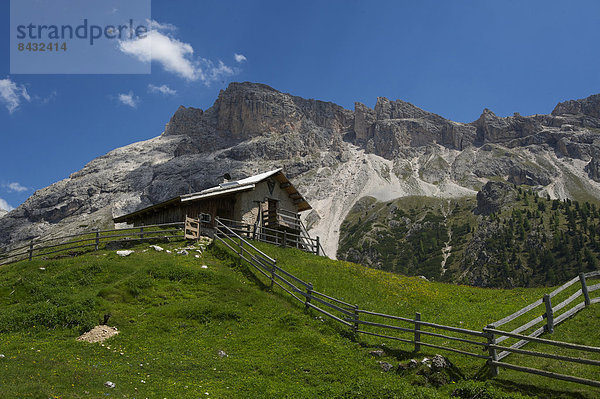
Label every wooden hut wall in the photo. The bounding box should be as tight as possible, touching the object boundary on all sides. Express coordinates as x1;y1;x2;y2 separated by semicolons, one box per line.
127;196;236;227
131;205;185;226
183;196;236;224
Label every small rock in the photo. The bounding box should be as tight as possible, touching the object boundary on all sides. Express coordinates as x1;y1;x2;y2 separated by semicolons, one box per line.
201;265;208;269
177;249;189;256
369;350;385;357
166;250;172;254
150;245;164;252
218;350;227;358
116;250;134;257
195;254;200;258
140;380;146;383
418;275;429;281
432;354;450;370
39;267;46;271
104;381;116;388
0;354;5;358
378;361;393;372
421;357;430;364
409;359;418;368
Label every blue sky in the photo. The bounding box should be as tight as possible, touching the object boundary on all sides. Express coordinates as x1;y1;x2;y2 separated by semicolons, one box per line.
1;0;600;211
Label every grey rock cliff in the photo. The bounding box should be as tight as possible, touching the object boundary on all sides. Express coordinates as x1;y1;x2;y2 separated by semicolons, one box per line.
2;83;600;256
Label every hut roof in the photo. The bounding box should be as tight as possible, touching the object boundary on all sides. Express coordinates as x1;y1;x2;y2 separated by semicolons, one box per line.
113;169;311;223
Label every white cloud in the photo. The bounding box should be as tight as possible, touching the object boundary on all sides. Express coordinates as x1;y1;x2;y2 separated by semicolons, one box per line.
118;92;139;108
118;20;236;85
147;19;177;32
0;198;14;212
119;29;198;80
234;53;247;63
0;78;31;113
7;182;28;192
198;60;234;84
40;91;57;105
148;84;176;96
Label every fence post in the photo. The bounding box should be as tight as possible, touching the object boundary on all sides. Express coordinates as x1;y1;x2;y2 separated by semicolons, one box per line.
140;226;144;240
95;229;100;251
353;305;359;333
316;237;320;256
543;294;554;333
305;283;313;310
414;312;421;352
239;239;244;258
283;231;287;249
579;272;591;306
270;260;276;289
486;325;499;377
28;241;34;261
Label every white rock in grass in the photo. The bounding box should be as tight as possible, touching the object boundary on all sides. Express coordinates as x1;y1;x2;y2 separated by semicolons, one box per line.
39;267;46;271
378;361;393;372
150;245;164;252
104;381;116;388
201;265;208;269
166;250;172;254
0;354;5;358
116;250;134;257
194;255;200;259
177;249;189;256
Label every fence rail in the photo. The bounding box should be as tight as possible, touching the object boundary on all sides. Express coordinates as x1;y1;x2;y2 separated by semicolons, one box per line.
0;222;185;266
484;270;600;385
217;217;321;256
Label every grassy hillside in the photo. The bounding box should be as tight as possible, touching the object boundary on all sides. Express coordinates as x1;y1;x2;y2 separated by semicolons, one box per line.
338;188;600;288
256;243;600;392
0;239;598;398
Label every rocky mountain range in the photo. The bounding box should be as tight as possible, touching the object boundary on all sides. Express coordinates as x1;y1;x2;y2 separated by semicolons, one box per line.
2;82;600;263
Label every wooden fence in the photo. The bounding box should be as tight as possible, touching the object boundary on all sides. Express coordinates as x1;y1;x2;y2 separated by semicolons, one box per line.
484;270;600;387
213;218;600;389
217;217;324;256
0;222;185;266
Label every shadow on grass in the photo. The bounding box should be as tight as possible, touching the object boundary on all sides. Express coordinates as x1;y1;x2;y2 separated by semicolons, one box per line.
208;242;270;290
492;378;590;399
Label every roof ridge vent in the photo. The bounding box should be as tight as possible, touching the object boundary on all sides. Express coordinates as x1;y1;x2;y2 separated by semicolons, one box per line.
219;181;240;188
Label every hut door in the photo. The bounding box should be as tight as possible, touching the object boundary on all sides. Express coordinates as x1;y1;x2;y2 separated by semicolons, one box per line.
267;198;279;227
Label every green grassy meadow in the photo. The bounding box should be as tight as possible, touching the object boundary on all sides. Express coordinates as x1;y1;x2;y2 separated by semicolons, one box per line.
0;239;598;398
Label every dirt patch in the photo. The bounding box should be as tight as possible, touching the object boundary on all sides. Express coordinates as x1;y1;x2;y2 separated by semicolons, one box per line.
77;325;119;343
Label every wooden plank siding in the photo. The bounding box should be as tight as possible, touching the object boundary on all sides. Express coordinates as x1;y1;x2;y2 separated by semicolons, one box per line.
130;196;236;227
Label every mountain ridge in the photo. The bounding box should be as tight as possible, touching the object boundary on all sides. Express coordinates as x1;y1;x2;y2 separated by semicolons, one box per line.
2;82;600;261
